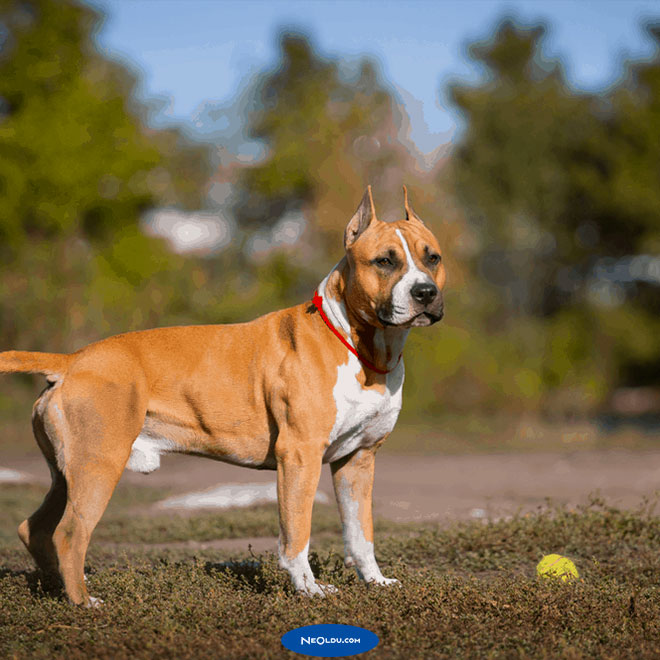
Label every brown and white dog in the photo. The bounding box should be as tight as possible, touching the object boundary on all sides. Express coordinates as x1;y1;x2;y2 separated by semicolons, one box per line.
0;186;445;605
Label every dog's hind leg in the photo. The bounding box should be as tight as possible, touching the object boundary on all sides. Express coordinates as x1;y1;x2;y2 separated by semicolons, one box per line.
17;471;67;586
49;456;127;606
56;375;146;605
21;374;146;606
18;389;69;585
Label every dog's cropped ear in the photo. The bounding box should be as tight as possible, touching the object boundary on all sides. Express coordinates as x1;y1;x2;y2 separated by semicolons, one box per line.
345;186;377;249
403;185;425;225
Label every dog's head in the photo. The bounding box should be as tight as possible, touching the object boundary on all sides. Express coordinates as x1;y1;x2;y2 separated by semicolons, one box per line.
343;186;445;328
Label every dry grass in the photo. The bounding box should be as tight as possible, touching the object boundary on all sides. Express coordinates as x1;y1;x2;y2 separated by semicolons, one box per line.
1;482;660;659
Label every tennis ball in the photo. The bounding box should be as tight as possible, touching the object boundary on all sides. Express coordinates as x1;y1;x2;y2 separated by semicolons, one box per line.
536;554;579;581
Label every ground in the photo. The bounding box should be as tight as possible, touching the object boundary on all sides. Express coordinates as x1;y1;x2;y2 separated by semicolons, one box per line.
5;445;660;525
2;431;660;658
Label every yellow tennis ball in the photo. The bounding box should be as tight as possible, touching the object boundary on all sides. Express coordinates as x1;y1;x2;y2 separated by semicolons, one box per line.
536;554;579;582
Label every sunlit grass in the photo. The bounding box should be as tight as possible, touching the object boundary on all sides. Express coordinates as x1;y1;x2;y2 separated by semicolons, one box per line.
2;484;660;659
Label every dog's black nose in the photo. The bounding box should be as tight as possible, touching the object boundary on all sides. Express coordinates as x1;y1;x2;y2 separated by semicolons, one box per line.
411;282;438;306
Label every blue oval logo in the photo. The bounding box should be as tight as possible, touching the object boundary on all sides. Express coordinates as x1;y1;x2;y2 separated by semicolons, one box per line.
281;624;379;657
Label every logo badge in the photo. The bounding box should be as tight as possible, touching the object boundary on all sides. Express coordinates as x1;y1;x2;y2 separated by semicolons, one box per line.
281;623;379;657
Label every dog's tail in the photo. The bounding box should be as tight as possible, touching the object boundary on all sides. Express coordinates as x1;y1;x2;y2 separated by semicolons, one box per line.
0;351;72;379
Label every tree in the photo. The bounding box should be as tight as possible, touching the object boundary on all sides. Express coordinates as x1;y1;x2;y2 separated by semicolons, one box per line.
0;0;210;249
448;18;660;410
0;0;213;353
233;31;415;263
450;19;660;304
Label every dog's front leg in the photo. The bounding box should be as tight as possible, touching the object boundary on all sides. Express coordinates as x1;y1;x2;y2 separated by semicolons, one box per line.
331;447;398;586
276;437;334;596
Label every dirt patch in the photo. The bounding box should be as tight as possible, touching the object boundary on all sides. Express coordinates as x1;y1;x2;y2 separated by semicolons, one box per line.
4;448;660;523
99;535;281;553
369;449;660;521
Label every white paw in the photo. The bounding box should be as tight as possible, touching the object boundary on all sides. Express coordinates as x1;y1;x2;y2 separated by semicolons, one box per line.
362;574;399;587
86;596;104;608
299;581;337;597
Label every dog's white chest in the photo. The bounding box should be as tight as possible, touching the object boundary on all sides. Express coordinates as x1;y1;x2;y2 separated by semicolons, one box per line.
323;354;404;463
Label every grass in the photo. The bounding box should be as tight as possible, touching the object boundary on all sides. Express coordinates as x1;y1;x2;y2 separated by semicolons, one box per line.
1;482;660;659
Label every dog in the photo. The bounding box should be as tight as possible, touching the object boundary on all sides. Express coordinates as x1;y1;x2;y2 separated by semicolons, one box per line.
0;186;445;605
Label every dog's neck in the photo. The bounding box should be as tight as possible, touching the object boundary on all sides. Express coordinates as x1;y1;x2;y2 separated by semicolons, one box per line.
317;257;409;374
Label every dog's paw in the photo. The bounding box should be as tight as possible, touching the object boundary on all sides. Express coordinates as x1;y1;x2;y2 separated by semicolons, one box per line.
368;576;399;587
86;595;104;608
318;582;338;595
299;581;337;597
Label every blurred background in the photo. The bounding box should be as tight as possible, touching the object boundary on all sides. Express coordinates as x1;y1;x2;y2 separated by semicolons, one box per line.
1;0;660;453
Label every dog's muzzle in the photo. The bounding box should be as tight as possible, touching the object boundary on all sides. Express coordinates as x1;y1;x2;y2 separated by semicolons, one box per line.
410;283;443;326
377;288;444;328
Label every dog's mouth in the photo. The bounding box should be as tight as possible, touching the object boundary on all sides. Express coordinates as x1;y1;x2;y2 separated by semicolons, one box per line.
378;310;444;328
410;311;443;327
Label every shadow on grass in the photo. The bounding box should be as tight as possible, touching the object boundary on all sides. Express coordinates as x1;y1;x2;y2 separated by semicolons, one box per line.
0;566;64;600
204;558;278;594
203;548;350;595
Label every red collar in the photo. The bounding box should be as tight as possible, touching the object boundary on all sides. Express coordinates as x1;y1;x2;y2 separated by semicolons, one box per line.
312;291;402;375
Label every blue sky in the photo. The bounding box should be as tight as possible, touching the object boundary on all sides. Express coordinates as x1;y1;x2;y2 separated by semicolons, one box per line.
88;0;660;153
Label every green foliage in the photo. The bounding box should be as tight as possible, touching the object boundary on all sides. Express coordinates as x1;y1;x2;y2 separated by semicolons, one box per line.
450;20;660;259
235;31;413;262
447;18;660;412
1;5;657;421
0;0;208;250
0;0;212;357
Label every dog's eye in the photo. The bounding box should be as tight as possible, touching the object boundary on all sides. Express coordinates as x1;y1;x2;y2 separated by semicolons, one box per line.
375;257;393;268
427;253;441;266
